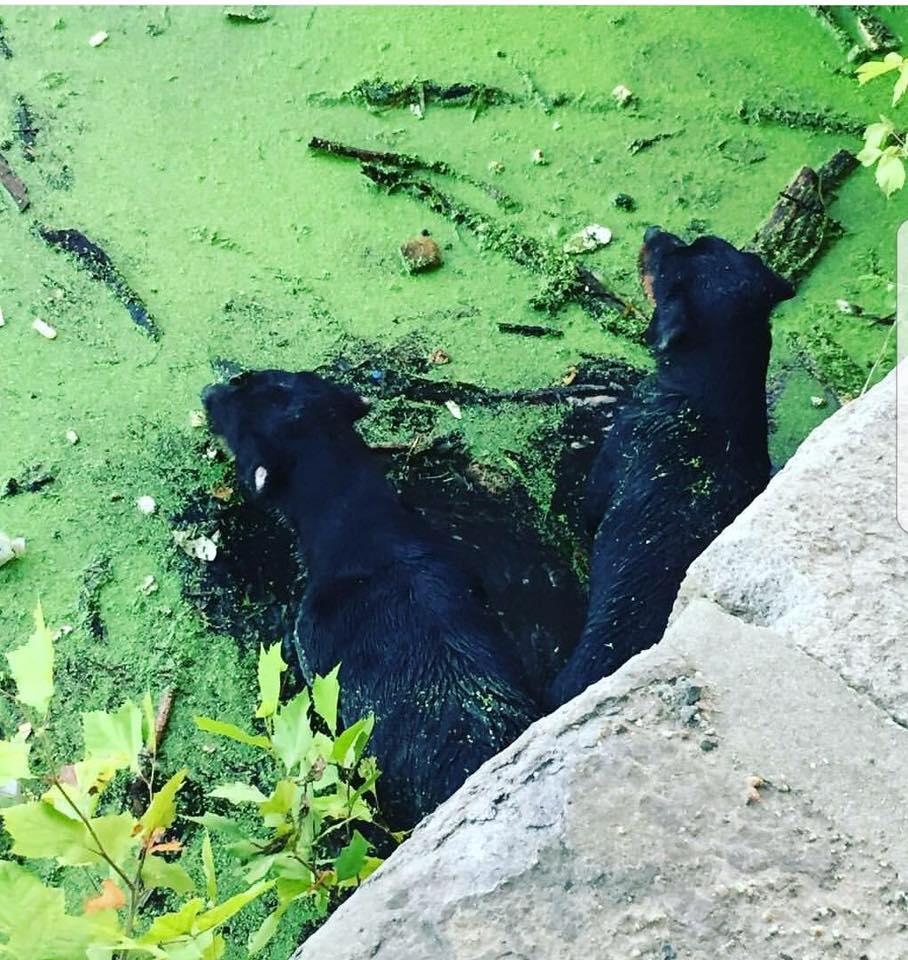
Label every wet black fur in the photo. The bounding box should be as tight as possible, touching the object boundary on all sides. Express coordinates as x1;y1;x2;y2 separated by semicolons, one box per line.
202;370;539;827
548;231;795;708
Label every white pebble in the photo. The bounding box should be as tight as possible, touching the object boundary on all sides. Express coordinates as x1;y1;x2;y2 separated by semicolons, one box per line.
612;84;634;105
835;299;854;314
0;306;5;327
89;31;108;47
65;429;79;445
444;399;463;420
32;318;57;339
0;532;26;569
189;410;206;428
136;495;157;516
531;148;547;166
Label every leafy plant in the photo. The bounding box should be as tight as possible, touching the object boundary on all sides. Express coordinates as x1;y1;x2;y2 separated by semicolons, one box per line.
0;605;388;959
856;53;908;196
193;644;389;955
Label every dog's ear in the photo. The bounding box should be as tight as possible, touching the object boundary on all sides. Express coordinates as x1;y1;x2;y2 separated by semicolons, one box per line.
645;295;690;353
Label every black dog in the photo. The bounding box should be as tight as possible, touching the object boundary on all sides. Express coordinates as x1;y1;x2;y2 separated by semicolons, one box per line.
548;229;795;708
202;371;539;827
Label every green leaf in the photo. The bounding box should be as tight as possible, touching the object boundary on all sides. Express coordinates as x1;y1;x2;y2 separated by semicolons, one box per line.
194;879;275;933
139;899;204;944
335;829;370;881
0;861;119;960
863;118;894;151
187;813;245;839
259;779;297;828
857;52;904;85
142;691;157;753
856;144;883;167
202;830;217;904
88;812;140;867
331;714;375;767
312;664;340;734
0;738;30;780
83;700;144;772
243;854;277;884
208;782;267;805
247;904;288;955
271;690;314;773
876;150;906;196
893;64;908;105
2;801;92;863
142;855;196;895
193;716;270;750
7;602;55;715
255;643;287;719
139;768;187;840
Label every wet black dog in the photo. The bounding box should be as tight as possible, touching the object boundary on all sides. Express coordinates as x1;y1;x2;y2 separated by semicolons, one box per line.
548;229;795;708
202;370;539;827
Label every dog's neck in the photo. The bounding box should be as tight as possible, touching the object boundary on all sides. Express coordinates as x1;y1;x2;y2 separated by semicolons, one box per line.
269;431;407;575
655;332;771;446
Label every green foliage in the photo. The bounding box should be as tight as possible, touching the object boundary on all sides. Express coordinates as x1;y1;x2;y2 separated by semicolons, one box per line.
856;54;907;196
192;645;386;955
0;610;389;959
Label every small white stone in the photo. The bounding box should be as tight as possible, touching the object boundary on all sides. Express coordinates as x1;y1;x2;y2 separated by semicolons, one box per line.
65;429;79;445
531;148;547;166
563;224;613;255
409;103;424;120
810;396;828;408
139;574;158;595
0;306;5;327
487;160;504;174
189;410;206;428
254;465;268;491
612;83;633;105
32;317;57;339
835;299;853;314
552;121;562;131
444;399;463;420
89;31;108;47
136;495;157;515
0;532;26;568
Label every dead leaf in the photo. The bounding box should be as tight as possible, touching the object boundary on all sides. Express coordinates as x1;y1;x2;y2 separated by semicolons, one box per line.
149;839;183;854
84;879;126;913
211;484;233;502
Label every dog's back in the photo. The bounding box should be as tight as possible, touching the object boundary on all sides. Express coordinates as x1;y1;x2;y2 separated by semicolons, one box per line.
203;370;539;827
549;230;794;708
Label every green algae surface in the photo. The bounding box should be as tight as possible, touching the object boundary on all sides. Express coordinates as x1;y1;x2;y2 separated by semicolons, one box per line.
1;6;906;954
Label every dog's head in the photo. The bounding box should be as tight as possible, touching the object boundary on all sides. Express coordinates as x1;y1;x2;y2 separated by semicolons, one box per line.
639;228;794;358
201;370;369;498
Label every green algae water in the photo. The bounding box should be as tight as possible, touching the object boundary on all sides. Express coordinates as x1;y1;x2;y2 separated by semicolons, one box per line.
0;6;906;954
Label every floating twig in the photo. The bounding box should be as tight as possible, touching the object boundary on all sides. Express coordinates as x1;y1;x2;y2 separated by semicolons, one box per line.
0;152;29;211
497;322;564;338
736;100;865;137
750;149;857;282
627;130;681;155
308;136;518;210
39;228;160;339
14;95;38;162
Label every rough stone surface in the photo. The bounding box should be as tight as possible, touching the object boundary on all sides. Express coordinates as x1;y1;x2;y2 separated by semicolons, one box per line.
675;366;907;726
292;369;908;960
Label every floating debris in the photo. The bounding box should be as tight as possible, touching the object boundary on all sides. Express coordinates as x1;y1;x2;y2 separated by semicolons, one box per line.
32;317;57;339
487;160;504;174
14;96;38;162
173;529;219;562
627;130;680;155
211;484;233;502
189;410;206;428
611;83;634;106
39;227;160;339
136;495;157;515
612;192;635;211
400;232;443;274
138;574;158;595
835;299;857;314
428;348;451;365
88;31;109;47
531;148;547;166
65;429;79;445
0;152;30;212
0;532;26;568
225;6;272;22
498;322;564;338
444;399;463;420
562;224;612;255
810;395;827;408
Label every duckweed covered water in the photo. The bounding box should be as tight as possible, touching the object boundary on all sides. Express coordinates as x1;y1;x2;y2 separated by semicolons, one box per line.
1;6;905;953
